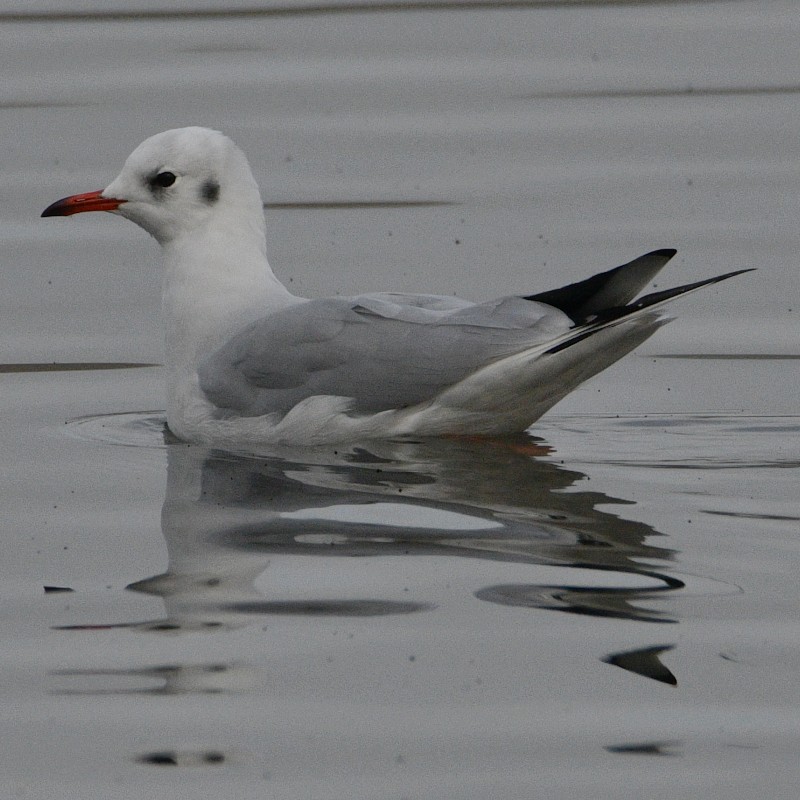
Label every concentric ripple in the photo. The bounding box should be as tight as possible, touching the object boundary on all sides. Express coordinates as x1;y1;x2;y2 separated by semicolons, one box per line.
65;411;168;448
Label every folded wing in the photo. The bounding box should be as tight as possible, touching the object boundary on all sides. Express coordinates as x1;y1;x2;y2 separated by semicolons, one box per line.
198;249;751;419
198;293;573;414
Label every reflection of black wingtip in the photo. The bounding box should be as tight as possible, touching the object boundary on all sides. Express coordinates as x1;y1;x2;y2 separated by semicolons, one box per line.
475;567;682;623
603;644;677;686
44;585;75;594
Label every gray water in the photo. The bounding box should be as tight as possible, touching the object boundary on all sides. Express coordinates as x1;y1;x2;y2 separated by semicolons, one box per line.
2;2;799;798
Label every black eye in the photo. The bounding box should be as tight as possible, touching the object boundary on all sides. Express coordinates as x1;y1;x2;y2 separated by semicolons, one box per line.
153;171;176;188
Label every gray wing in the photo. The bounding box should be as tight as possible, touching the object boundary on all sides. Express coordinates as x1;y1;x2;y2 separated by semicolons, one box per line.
198;293;572;415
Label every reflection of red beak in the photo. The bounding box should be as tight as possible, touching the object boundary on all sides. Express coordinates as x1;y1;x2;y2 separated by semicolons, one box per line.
41;189;125;217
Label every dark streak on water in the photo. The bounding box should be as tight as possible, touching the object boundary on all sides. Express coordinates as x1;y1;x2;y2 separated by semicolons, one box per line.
0;101;95;109
137;750;226;767
605;741;681;756
518;85;800;101
702;509;800;522
0;0;734;24
0;362;159;374
179;45;268;54
50;663;239;696
264;200;458;210
222;599;434;616
653;354;800;360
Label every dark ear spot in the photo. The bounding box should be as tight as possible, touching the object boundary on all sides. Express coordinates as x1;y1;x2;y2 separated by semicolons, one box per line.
201;179;220;204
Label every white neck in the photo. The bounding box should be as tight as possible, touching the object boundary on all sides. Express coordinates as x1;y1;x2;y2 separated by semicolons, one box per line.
160;217;300;418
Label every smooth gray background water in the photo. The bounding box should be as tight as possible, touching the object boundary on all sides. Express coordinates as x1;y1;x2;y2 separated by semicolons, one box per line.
1;2;798;798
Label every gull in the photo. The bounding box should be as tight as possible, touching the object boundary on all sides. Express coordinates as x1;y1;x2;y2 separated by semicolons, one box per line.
42;127;748;446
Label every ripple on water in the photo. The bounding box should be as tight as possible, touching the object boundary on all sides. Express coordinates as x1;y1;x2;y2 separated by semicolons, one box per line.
65;411;168;448
540;414;800;470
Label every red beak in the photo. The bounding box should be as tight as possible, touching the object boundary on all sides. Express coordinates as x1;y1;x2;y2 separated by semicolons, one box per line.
41;189;125;217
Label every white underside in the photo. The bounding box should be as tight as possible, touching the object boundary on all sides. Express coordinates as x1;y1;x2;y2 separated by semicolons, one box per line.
169;384;504;447
167;314;666;447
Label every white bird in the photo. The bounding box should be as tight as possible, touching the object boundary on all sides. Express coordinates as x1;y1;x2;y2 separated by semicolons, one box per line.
42;127;748;446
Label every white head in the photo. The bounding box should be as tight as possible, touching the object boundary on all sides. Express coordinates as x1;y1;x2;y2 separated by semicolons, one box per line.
43;127;266;247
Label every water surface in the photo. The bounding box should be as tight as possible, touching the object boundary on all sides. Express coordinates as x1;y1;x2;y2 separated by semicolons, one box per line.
1;2;799;798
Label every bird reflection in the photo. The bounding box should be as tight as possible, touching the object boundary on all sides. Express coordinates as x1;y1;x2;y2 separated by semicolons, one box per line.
52;430;686;695
123;433;680;630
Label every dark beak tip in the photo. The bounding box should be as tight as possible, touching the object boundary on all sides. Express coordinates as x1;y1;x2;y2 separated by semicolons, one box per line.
41;196;75;218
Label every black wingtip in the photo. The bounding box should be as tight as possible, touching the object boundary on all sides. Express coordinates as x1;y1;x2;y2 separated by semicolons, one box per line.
525;248;679;320
622;266;755;314
649;248;677;260
709;267;756;281
544;266;753;356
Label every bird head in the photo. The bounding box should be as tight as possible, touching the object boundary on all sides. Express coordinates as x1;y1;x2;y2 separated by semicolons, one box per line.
42;127;264;246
